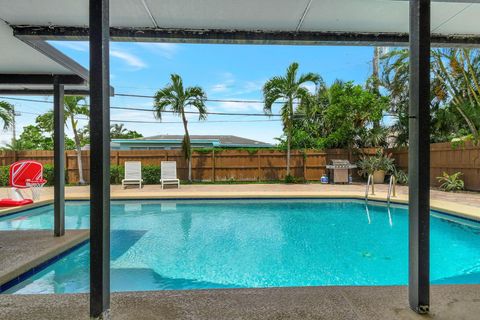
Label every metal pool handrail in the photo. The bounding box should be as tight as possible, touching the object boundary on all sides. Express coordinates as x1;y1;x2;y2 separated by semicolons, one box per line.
387;175;397;208
365;174;373;205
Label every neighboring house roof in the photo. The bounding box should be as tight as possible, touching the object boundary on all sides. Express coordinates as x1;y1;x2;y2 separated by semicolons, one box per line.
114;135;273;148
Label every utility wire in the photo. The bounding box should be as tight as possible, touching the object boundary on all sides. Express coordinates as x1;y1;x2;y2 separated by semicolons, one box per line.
114;92;296;105
1;96;398;120
10;109;284;125
0;96;284;117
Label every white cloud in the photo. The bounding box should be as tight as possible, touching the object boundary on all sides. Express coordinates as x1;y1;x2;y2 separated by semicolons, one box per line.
210;83;230;93
210;72;235;93
209;100;264;112
137;43;179;59
110;49;147;69
54;41;89;52
242;80;263;93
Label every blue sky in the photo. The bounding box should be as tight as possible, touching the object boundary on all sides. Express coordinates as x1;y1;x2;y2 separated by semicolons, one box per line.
1;42;375;146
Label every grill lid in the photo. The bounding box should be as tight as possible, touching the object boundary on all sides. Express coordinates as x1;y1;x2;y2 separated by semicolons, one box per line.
326;159;357;169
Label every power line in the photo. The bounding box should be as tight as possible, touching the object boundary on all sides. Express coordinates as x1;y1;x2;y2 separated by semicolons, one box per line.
0;96;284;117
11;109;283;125
2;95;398;121
110;105;280;117
0;96;52;104
107;119;282;124
115;92;297;105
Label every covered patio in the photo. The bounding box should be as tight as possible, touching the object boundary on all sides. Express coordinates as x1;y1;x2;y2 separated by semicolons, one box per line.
1;0;480;318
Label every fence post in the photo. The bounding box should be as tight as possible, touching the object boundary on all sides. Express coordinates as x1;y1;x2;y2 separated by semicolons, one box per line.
257;152;261;181
303;151;307;181
115;151;119;166
64;151;68;184
212;149;216;182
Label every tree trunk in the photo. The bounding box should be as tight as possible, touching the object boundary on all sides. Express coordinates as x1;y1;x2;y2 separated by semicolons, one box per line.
286;98;293;177
71;116;85;185
287;133;291;176
181;111;192;182
188;157;192;182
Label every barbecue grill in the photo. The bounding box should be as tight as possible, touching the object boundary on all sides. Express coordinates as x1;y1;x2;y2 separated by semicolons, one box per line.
326;159;357;184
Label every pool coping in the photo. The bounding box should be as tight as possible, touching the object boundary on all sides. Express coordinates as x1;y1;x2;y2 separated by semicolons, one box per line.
0;230;90;291
1;193;479;222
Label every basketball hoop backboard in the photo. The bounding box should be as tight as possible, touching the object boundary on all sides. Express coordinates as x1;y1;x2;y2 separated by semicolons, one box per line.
9;160;45;189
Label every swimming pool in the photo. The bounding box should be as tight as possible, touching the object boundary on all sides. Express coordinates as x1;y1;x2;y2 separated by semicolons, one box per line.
1;199;480;294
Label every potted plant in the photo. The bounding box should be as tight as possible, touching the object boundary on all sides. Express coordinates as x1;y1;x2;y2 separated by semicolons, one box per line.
357;149;395;184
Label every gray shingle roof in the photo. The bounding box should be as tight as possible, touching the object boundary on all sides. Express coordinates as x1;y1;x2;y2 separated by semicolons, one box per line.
138;135;272;147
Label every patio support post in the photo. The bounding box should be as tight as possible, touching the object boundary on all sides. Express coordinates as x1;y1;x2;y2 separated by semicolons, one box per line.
53;76;65;237
89;0;111;318
408;0;430;314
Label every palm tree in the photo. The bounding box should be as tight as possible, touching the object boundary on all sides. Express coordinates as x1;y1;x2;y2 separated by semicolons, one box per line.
263;62;320;176
153;74;207;182
381;48;480;144
110;124;128;139
35;96;89;184
0;101;14;130
64;96;89;184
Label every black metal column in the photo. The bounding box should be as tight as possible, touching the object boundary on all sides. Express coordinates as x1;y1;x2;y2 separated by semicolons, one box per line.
53;76;65;237
408;0;430;314
89;0;110;318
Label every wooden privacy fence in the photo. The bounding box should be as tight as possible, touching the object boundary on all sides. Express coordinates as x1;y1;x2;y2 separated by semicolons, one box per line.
0;149;356;184
1;142;479;190
389;141;480;191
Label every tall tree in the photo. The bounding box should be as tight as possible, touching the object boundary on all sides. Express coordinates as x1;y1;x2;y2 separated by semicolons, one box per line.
64;96;89;184
110;123;143;139
0;101;14;130
263;62;320;176
432;48;480;140
153;74;207;182
35;96;89;184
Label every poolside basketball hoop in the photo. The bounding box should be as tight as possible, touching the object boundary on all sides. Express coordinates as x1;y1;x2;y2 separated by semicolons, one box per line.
25;178;47;200
9;160;47;201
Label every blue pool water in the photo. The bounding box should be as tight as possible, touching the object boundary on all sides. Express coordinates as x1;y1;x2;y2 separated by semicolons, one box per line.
1;199;480;294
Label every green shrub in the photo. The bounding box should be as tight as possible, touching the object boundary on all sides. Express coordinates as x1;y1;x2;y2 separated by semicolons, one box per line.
43;164;55;186
284;174;298;184
0;166;8;186
437;172;464;192
110;165;124;184
142;165;161;184
392;168;408;185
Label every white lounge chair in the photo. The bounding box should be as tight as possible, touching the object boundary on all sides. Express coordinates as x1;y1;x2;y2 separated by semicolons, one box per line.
122;161;143;189
160;161;180;189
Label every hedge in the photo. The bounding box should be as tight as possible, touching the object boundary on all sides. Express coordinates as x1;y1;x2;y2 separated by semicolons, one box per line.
0;164;163;186
110;164;161;185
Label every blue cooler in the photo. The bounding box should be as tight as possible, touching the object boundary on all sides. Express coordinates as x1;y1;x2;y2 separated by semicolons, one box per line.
320;175;329;184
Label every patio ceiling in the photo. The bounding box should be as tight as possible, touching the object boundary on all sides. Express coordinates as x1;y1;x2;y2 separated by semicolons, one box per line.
0;20;90;95
2;0;480;46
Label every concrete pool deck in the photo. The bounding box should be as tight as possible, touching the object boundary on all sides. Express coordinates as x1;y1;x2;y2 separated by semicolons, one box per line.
1;183;479;221
0;230;89;288
1;285;480;319
1;184;479;319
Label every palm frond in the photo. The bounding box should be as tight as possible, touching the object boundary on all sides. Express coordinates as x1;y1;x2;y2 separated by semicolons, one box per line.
0;101;14;130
